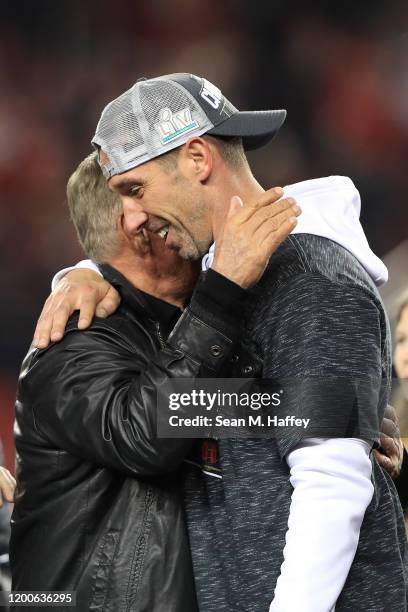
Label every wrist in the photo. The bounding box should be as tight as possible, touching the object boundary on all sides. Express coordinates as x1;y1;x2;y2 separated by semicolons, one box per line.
188;269;247;340
64;269;104;283
211;261;250;289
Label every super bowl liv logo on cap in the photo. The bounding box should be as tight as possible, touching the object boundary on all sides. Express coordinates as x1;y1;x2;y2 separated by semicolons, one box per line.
155;107;199;144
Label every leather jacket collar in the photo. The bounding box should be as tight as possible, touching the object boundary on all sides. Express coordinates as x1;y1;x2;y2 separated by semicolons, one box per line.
98;263;182;337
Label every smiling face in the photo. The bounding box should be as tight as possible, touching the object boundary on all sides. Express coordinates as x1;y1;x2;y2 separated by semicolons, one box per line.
108;150;214;261
395;304;408;381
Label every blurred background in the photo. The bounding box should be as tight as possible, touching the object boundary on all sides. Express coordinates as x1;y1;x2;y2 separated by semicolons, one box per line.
1;0;408;473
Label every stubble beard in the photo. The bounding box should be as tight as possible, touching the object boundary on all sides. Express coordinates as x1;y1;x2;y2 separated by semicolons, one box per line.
171;178;212;261
172;229;206;261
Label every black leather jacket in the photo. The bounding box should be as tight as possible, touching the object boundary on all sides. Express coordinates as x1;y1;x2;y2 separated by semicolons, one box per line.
10;265;244;612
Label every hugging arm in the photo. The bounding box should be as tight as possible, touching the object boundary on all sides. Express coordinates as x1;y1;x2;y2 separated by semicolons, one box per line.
33;261;118;348
33;187;300;348
21;270;246;477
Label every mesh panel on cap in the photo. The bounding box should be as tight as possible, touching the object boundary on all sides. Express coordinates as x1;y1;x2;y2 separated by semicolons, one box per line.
138;78;209;155
93;77;213;178
93;86;146;176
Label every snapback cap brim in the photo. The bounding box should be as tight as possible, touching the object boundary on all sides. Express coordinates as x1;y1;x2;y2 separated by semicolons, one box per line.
207;109;287;151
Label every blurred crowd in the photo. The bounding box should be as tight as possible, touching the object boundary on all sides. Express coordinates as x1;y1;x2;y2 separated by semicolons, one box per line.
1;0;408;471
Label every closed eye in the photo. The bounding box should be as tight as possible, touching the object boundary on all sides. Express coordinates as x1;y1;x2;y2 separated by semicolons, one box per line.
129;185;144;198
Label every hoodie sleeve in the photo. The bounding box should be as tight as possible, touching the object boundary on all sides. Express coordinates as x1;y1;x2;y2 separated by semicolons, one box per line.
269;437;374;612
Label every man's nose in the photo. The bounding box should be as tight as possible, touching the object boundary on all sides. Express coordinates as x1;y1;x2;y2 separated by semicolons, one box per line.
122;198;148;234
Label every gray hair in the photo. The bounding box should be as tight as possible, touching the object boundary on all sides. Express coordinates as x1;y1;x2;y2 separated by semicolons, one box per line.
66;152;122;263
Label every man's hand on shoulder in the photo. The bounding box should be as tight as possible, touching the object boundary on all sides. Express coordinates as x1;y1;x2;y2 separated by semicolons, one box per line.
375;404;404;480
33;269;121;349
212;187;300;289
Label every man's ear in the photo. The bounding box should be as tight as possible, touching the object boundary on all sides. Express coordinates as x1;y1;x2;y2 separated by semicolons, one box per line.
179;137;213;182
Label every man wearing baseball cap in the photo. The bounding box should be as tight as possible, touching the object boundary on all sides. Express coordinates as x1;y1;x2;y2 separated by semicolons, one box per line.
92;73;286;182
37;74;407;611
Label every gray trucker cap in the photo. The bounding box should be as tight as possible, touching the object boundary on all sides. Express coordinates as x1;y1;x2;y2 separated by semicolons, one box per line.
92;73;287;179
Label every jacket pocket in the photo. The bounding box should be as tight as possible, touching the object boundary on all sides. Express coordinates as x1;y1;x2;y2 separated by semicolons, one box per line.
89;529;120;611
